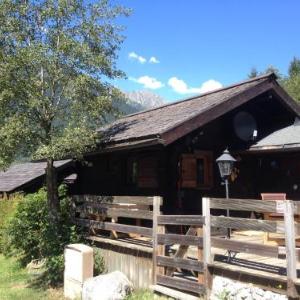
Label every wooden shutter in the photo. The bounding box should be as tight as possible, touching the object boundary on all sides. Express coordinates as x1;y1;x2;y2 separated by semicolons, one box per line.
181;151;213;189
138;157;158;188
181;154;197;188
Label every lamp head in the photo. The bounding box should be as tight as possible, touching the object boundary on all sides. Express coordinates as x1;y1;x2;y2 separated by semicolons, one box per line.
216;149;236;179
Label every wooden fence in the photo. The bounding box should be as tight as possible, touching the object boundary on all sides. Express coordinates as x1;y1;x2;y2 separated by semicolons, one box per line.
72;195;162;288
73;195;300;299
73;195;162;239
153;215;206;298
204;197;300;299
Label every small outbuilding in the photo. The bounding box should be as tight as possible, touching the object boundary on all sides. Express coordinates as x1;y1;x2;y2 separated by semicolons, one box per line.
0;159;75;198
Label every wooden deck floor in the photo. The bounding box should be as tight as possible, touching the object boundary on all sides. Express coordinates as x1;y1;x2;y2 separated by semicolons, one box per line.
185;230;300;289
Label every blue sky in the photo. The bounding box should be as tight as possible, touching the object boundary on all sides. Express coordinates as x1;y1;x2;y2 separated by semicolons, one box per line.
113;1;300;102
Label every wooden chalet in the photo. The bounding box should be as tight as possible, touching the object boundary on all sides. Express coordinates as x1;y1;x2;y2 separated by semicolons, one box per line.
72;73;300;299
74;73;300;214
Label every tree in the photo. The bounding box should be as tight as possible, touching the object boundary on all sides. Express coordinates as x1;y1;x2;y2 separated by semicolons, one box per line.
248;67;259;78
0;0;130;216
283;57;300;103
247;65;282;80
288;57;300;78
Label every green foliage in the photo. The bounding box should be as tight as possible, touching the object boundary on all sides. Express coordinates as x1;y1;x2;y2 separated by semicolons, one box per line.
247;65;282;79
248;67;259;78
93;247;106;276
288;57;300;77
125;289;169;300
3;186;82;286
282;75;300;102
248;57;300;103
0;194;23;253
0;0;130;169
216;289;231;300
282;56;300;103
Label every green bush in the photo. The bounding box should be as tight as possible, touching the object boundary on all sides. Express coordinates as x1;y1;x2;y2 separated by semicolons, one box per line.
93;247;106;276
3;186;82;286
0;194;23;253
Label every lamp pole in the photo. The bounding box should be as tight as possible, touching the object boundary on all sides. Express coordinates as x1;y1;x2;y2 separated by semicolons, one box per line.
224;177;230;238
216;149;236;239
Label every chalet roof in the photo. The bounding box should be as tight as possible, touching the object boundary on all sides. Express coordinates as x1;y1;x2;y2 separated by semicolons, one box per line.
0;159;72;192
99;73;300;149
248;118;300;152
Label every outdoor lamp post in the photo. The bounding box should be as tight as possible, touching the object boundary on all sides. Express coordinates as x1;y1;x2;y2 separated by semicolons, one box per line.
216;149;236;238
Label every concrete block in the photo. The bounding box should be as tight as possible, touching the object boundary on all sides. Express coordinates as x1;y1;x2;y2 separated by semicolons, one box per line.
64;244;94;299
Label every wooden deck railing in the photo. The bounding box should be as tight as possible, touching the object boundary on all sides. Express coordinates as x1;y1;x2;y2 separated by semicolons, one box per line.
73;195;300;299
153;215;206;298
73;195;162;239
204;197;299;299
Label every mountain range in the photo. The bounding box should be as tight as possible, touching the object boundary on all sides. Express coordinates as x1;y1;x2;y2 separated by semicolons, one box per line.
116;90;165;116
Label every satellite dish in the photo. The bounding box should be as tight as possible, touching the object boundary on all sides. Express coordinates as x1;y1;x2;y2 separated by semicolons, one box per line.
233;111;257;141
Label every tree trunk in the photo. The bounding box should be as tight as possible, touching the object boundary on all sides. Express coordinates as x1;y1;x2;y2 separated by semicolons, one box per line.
46;158;59;216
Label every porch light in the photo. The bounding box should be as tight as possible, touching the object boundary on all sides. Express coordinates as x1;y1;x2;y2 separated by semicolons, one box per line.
216;148;236;241
216;149;236;179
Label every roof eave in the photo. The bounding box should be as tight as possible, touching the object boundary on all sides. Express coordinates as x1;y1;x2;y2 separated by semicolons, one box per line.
244;143;300;154
159;79;274;146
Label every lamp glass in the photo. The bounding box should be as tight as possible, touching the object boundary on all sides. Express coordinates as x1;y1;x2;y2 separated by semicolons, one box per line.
217;161;234;178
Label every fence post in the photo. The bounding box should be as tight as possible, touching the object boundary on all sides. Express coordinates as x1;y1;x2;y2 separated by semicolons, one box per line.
202;197;212;300
152;196;164;284
284;200;298;299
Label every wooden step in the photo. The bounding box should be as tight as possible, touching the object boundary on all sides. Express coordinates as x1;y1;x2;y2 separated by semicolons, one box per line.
150;284;203;300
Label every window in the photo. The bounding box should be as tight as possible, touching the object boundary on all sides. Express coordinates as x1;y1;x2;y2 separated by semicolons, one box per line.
196;158;205;185
126;156;159;188
127;158;138;185
181;151;213;189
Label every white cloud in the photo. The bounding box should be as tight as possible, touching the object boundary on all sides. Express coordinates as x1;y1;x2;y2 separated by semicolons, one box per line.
130;75;164;89
149;56;160;64
128;52;160;64
128;52;146;64
168;77;222;95
199;79;223;93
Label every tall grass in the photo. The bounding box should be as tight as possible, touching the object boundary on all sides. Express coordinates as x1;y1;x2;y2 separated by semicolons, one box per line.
0;194;23;252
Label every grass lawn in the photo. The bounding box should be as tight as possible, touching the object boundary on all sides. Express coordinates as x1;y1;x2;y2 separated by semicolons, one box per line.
126;289;169;300
0;254;64;300
0;254;168;300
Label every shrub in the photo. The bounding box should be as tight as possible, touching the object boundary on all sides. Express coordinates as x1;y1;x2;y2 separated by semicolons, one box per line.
0;193;23;253
3;186;82;286
93;247;106;276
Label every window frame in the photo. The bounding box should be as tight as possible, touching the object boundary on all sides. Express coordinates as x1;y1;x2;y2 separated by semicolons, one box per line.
181;151;213;189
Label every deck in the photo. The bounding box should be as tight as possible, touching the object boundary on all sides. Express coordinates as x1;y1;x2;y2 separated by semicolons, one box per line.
74;195;300;298
89;230;300;295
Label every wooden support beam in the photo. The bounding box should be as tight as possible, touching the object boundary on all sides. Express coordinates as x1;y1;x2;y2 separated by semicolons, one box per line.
73;195;160;206
284;200;298;299
202;197;212;300
76;205;153;220
74;218;153;237
152;196;163;284
165;226;198;276
157;234;203;247
156;255;203;273
211;216;285;233
210;198;278;213
157;215;205;226
156;275;205;295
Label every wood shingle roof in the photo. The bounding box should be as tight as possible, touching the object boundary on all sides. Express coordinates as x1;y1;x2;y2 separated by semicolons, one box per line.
0;159;72;192
98;73;300;149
